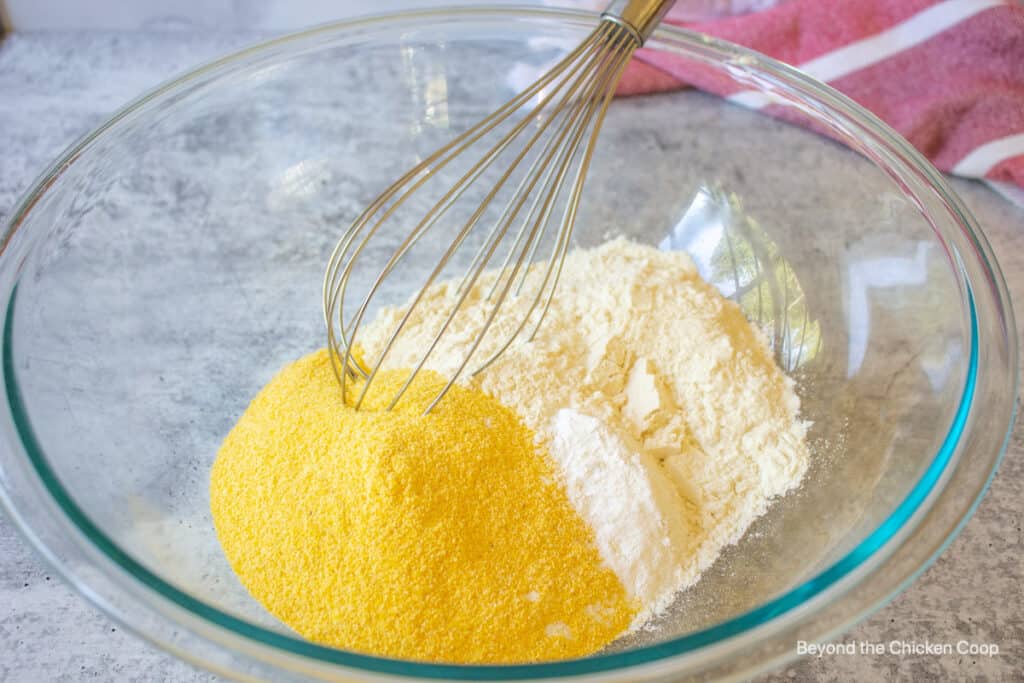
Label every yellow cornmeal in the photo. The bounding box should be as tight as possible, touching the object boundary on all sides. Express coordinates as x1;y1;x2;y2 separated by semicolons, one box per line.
210;349;636;663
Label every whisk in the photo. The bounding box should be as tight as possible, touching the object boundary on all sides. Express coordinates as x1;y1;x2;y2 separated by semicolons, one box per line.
323;0;676;413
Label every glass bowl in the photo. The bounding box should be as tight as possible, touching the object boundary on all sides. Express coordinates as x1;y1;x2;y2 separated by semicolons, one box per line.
0;6;1016;682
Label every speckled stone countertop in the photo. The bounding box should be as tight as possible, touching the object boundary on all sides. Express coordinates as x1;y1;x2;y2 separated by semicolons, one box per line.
0;30;1021;683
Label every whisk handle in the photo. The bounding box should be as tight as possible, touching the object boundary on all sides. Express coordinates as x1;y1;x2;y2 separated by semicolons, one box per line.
602;0;677;44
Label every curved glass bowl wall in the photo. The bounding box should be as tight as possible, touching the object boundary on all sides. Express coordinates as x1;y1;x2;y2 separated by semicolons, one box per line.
0;7;1015;682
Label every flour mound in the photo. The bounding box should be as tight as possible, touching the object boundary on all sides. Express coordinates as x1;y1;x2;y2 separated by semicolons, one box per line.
360;238;811;625
547;409;698;628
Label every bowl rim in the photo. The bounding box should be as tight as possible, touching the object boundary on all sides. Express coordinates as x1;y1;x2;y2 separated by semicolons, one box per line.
0;5;1016;681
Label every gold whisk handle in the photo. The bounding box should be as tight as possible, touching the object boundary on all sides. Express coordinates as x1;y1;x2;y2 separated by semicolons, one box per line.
601;0;677;45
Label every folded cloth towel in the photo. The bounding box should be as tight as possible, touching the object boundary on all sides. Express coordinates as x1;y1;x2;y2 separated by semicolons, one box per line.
619;0;1024;190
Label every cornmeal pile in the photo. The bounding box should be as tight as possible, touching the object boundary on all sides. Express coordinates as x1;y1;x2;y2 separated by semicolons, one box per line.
210;239;810;663
211;363;633;662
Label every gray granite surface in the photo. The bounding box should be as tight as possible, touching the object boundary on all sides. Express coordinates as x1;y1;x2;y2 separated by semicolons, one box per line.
0;30;1021;683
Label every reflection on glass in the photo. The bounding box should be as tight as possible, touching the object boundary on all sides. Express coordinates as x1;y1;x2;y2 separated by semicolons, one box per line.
660;185;822;371
842;234;961;389
844;241;934;375
400;43;451;134
269;157;331;208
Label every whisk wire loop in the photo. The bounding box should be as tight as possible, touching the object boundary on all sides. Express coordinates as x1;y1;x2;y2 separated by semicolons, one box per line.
324;10;652;414
401;32;638;414
347;25;625;411
322;26;610;385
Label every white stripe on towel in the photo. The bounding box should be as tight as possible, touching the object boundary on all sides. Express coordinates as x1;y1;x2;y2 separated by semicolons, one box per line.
952;133;1024;178
727;0;1006;110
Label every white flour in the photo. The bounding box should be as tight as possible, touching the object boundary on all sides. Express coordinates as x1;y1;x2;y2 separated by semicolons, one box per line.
547;409;697;627
360;238;810;625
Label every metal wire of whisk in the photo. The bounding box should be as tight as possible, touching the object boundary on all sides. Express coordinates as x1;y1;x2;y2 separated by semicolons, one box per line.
323;0;675;414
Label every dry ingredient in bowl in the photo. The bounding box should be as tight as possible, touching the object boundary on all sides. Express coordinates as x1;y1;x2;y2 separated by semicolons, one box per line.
210;238;810;663
362;238;811;626
211;358;636;662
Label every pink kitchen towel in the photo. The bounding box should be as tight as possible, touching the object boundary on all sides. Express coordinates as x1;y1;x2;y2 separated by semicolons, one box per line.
619;0;1024;191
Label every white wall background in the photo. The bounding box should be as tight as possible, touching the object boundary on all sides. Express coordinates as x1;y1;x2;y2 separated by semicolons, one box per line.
2;0;587;31
1;0;763;31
